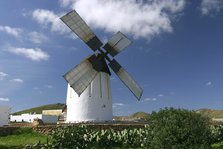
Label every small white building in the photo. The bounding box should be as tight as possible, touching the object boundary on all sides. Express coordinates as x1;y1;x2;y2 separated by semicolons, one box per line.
10;111;60;124
212;118;223;122
42;109;62;116
0;106;10;126
10;113;42;123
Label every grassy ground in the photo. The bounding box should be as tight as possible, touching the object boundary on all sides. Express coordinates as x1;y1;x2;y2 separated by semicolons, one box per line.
212;141;223;149
0;128;47;148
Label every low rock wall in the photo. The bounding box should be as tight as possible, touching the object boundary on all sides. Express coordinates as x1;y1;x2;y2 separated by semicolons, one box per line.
0;127;19;136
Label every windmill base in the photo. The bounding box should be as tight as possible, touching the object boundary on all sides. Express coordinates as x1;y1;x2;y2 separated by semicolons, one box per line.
65;72;113;123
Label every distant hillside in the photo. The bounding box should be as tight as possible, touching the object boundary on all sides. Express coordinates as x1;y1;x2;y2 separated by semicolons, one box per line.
13;103;65;115
196;109;223;118
14;104;223;120
131;112;150;120
114;112;150;121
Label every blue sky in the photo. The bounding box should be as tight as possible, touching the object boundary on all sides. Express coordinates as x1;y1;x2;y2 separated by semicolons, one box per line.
0;0;223;115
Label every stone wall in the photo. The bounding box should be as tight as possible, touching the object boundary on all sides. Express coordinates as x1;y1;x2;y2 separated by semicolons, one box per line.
0;127;19;136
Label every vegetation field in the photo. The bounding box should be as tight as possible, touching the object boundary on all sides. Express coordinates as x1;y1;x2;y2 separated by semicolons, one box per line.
2;108;223;148
212;141;223;148
0;128;47;148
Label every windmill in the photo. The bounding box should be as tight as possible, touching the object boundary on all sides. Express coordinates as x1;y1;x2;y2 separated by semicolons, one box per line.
60;10;143;122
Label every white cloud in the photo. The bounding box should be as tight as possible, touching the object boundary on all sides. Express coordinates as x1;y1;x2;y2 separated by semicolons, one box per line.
144;98;151;101
8;47;49;61
34;87;39;90
200;0;223;15
206;81;212;86
28;31;49;44
32;9;68;34
144;94;163;102
144;97;157;101
0;25;23;38
114;103;125;106
0;97;10;102
0;25;49;44
0;72;8;80
59;0;73;7
10;78;24;83
113;103;125;108
152;98;157;101
158;94;164;97
59;0;185;39
46;85;53;89
33;87;43;94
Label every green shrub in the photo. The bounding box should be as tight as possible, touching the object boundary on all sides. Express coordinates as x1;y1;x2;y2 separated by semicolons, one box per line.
211;124;223;144
48;108;217;148
49;125;149;148
50;125;91;148
148;107;212;149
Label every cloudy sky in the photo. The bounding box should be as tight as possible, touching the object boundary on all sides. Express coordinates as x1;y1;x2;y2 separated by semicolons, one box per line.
0;0;223;115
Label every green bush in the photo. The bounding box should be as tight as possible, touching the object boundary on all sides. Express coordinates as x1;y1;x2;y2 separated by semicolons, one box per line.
148;107;212;149
48;108;216;148
50;125;91;148
211;124;223;144
49;125;149;148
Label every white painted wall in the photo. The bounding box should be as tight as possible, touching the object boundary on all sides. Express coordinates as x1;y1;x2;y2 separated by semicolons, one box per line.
212;118;223;122
66;72;113;123
10;113;42;123
0;106;10;126
42;109;62;116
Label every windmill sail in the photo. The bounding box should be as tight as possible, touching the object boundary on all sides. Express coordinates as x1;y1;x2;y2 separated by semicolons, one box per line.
109;59;143;100
61;10;103;51
103;31;132;57
64;55;98;96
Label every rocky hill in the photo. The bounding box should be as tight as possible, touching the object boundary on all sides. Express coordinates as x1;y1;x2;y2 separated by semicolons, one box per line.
196;108;223;119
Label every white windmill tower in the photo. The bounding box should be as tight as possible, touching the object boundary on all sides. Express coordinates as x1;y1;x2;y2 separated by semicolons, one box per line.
60;10;143;123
